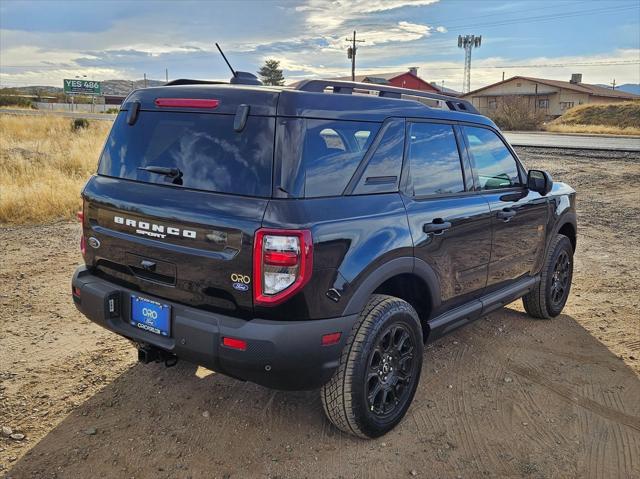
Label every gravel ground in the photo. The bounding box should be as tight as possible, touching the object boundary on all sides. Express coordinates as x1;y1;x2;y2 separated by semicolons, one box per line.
1;147;639;478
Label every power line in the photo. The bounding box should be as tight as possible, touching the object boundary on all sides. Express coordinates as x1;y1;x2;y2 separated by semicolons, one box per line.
424;61;640;71
355;60;639;72
442;4;638;32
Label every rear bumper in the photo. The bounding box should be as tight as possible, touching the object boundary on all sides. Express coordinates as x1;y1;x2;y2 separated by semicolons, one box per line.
72;266;357;390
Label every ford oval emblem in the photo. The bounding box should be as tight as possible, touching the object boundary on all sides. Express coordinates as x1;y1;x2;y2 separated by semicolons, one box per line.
88;236;101;249
233;282;249;292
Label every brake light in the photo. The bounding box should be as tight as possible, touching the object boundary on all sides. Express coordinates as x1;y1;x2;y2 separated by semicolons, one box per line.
154;98;219;109
264;250;298;267
253;229;313;306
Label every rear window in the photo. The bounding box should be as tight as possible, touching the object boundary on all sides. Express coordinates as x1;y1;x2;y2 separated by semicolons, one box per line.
276;119;379;198
98;111;274;197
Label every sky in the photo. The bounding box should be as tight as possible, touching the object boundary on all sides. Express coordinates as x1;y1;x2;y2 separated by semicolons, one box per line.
1;0;639;91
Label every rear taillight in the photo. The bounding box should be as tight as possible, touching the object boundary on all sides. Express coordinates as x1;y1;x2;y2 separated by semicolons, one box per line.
253;229;313;306
78;210;85;257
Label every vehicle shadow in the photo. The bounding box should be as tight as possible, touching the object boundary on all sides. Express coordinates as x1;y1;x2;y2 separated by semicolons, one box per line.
8;308;640;479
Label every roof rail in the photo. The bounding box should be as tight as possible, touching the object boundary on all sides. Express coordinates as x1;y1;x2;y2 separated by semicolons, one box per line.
165;79;227;86
295;79;480;115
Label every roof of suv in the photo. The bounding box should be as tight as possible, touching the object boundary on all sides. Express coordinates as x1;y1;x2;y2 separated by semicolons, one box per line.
122;81;496;126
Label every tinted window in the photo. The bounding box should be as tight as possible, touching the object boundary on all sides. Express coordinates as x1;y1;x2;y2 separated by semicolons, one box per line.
98;112;274;197
353;119;404;195
304;120;378;197
463;126;522;190
406;123;465;196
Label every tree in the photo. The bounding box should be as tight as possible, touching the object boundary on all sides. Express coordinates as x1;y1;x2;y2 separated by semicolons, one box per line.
258;59;285;86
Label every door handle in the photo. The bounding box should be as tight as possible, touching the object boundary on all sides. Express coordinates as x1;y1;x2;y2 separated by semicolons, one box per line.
497;208;517;222
423;219;452;234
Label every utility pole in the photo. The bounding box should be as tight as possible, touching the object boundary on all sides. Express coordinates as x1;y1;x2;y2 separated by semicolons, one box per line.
346;31;365;81
166;68;169;83
144;73;147;88
610;78;616;90
458;34;482;94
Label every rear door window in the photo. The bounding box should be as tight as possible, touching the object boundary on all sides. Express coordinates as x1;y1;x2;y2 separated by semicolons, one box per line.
406;122;465;197
462;126;522;190
98;112;274;197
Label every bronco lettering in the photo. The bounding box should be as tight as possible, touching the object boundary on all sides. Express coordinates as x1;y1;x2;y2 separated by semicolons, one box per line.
113;215;197;239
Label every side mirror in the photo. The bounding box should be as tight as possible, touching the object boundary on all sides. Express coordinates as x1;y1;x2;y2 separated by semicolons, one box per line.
527;169;553;195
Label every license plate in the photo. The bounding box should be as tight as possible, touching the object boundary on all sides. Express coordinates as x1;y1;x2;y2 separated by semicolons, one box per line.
130;295;171;337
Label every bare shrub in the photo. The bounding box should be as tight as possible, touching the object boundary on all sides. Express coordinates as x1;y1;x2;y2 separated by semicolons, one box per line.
489;95;545;131
71;118;90;131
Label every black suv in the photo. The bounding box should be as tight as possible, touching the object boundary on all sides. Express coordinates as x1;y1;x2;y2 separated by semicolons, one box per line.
72;79;576;438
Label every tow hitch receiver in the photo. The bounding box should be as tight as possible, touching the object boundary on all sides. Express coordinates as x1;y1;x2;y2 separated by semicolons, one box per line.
137;345;178;367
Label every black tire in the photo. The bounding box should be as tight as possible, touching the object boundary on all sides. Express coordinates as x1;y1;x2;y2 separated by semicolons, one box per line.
320;294;423;438
523;234;574;319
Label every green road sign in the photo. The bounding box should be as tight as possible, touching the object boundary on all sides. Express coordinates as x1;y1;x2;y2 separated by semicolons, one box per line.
63;79;101;95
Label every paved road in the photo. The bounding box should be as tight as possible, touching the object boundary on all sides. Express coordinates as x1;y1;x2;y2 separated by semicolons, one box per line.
505;131;640;152
0;108;116;121
2;109;639;151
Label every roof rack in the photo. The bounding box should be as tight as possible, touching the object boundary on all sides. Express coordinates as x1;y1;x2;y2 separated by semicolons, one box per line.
165;79;227;86
295;79;480;115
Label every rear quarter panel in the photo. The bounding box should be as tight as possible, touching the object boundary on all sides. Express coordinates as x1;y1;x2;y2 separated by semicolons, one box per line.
259;193;412;320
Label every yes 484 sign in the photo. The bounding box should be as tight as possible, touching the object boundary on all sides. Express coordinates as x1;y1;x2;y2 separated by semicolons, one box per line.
63;79;101;95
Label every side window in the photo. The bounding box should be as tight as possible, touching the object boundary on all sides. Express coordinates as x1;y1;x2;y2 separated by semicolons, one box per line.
353;119;404;195
463;126;522;190
303;120;379;197
406;122;465;197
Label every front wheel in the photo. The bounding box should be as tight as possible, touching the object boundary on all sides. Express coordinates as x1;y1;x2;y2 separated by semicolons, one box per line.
523;234;574;319
321;294;423;438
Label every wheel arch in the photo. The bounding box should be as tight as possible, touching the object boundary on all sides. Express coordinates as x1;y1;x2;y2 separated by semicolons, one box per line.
342;257;440;340
552;212;577;252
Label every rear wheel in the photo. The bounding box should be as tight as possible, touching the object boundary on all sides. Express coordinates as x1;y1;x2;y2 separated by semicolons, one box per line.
321;294;423;438
523;234;574;319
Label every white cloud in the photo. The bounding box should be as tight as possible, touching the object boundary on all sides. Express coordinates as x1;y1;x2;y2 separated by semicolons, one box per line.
297;0;439;31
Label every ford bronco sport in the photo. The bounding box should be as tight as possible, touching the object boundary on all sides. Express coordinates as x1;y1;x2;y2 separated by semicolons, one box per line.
72;79;577;438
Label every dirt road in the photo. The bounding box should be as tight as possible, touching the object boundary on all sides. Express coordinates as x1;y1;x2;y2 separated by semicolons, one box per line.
1;147;639;478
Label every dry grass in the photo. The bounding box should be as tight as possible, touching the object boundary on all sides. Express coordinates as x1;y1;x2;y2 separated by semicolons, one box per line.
544;101;640;136
0;114;111;224
544;123;640;136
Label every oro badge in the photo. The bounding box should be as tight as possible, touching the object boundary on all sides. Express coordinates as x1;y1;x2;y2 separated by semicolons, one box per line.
231;273;251;292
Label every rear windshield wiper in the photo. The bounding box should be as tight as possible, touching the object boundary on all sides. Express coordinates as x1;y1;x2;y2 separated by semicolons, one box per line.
138;166;182;179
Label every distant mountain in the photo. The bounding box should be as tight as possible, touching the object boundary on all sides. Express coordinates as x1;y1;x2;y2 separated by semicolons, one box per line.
0;85;62;95
2;79;165;97
101;79;165;96
595;83;640;96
